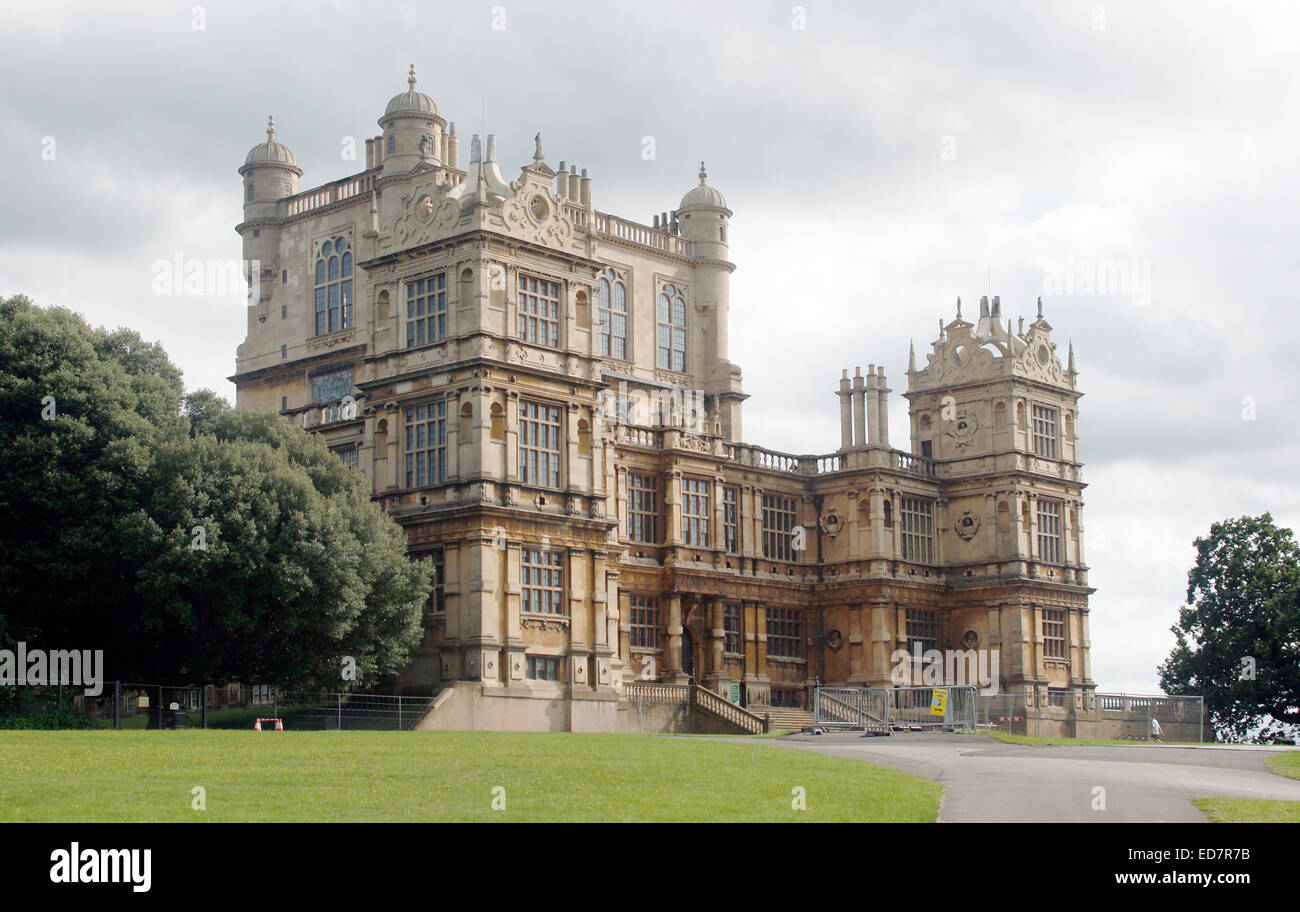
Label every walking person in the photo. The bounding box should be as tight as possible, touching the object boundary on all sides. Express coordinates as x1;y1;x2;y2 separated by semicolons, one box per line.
1150;715;1163;742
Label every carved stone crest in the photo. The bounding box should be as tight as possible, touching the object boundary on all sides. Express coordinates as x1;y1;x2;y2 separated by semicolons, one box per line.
944;406;980;455
954;509;981;540
819;510;843;536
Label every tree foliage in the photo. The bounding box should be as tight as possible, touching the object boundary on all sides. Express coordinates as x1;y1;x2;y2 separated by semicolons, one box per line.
0;296;429;689
1158;513;1300;741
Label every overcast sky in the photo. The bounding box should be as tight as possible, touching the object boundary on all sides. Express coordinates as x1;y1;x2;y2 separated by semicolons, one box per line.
4;1;1298;694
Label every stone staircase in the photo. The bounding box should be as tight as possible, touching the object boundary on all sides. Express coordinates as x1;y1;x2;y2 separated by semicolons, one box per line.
754;708;814;733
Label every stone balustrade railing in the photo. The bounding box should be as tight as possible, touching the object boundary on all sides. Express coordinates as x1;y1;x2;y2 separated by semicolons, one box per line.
286;172;378;218
592;212;693;256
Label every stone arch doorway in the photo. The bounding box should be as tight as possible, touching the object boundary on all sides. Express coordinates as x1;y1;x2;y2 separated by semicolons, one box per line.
681;628;695;681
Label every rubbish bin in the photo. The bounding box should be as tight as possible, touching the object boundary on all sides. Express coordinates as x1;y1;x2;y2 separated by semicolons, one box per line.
165;702;187;730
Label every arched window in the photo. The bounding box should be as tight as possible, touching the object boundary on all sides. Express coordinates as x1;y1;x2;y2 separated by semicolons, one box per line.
598;268;627;360
656;283;686;371
490;403;505;442
386;134;396;156
246;183;254;202
314;237;353;335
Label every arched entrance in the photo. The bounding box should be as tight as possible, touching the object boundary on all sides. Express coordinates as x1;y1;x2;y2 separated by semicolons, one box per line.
681;628;695;681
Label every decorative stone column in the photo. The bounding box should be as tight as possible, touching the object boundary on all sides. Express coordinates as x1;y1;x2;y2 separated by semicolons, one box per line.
663;593;687;683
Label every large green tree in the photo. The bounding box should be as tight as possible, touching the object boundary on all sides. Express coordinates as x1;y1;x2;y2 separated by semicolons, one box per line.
0;296;429;689
1158;513;1300;741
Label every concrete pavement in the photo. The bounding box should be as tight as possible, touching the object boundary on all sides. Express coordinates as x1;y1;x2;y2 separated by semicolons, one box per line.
743;733;1300;822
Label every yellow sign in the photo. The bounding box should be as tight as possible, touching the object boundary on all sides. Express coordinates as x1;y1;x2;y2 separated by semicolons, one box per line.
930;688;948;717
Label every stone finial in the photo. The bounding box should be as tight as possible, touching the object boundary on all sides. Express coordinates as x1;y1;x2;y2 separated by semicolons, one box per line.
266;115;276;142
408;64;417;91
908;339;916;373
699;160;708;185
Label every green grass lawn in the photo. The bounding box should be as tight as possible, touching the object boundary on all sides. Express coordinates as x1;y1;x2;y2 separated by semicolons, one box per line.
0;731;941;822
1266;752;1300;780
1193;797;1300;823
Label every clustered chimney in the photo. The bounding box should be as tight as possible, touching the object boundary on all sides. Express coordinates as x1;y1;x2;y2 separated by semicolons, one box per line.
838;365;891;449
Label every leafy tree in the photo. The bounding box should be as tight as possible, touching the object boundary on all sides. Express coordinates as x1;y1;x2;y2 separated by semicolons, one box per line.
0;296;429;690
126;396;429;686
0;295;183;656
1159;514;1300;741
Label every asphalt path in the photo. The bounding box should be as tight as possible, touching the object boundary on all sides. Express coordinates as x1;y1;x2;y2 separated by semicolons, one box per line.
740;733;1300;822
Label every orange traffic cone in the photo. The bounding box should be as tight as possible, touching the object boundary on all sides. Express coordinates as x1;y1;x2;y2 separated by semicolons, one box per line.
274;719;284;731
254;719;262;731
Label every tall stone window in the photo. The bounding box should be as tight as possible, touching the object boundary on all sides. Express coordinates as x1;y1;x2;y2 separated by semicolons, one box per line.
1037;498;1063;563
899;497;935;563
1042;608;1067;659
681;476;710;546
723;604;741;654
404;401;447;487
656;283;687;371
762;493;798;561
517;274;560;347
766;607;803;659
628;596;659;649
314;237;353;335
597;268;628;360
518;400;562;488
520;548;563;615
905;608;938;652
333;445;358;468
406;273;447;347
722;486;740;554
627;474;658;543
1032;404;1058;458
424;548;445;623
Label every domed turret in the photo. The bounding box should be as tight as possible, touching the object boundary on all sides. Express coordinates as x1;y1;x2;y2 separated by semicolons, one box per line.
244;115;298;168
676;161;731;255
679;160;728;211
379;65;447;176
676;162;735;408
385;66;439;117
239;116;302;213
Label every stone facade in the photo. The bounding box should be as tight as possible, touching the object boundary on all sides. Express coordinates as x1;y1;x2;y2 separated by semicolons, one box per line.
231;68;1096;730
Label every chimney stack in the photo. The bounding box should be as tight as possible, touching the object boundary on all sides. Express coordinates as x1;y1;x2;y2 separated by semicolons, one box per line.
838;370;853;450
852;367;867;447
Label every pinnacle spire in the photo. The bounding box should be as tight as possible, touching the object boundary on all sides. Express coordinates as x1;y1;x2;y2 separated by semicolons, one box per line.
266;115;275;142
408;63;417;91
908;339;916;373
699;160;708;185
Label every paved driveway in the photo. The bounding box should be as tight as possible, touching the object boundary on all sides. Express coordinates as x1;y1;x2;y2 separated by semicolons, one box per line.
744;733;1300;822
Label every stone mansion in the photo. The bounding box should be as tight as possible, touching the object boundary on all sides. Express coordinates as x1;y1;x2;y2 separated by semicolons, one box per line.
231;67;1095;731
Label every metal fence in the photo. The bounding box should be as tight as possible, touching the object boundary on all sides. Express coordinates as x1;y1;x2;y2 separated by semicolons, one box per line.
2;682;438;731
813;686;977;734
268;692;437;731
811;687;890;733
890;685;978;731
